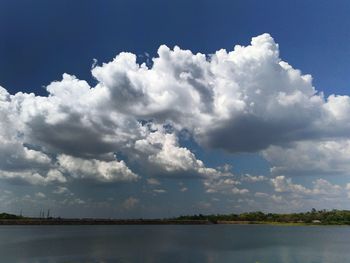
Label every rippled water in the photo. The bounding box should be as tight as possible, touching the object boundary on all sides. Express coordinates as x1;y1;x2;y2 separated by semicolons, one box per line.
0;224;349;263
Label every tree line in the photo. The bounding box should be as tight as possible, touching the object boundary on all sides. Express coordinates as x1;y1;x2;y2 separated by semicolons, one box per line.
175;209;350;224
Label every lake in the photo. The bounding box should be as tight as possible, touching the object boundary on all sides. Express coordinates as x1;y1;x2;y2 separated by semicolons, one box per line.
0;224;349;262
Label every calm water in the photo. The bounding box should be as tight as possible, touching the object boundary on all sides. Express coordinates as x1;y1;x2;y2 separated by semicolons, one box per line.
0;224;349;263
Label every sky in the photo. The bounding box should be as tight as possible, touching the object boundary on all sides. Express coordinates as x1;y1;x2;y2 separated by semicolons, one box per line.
1;0;350;218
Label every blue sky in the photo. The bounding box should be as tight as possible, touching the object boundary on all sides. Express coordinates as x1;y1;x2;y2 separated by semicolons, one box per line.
1;0;350;218
2;0;350;96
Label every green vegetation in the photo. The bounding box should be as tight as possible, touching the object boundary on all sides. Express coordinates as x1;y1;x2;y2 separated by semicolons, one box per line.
0;213;25;220
175;209;350;225
3;209;350;226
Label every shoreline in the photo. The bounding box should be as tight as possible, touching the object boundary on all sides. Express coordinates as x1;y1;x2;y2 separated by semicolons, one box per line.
0;219;348;226
0;219;213;225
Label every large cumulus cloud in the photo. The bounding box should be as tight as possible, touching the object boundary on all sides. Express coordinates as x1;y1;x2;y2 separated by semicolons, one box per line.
1;33;350;188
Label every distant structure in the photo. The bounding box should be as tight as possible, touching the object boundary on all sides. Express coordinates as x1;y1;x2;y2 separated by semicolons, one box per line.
39;208;51;219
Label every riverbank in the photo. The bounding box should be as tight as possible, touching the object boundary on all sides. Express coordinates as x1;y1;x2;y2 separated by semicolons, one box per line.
0;219;213;225
217;221;323;226
0;219;348;226
2;209;350;226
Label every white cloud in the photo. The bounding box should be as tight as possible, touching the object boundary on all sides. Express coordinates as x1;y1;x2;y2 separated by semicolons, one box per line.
153;189;167;194
53;186;70;195
254;192;269;198
0;170;66;185
242;174;267;182
312;179;342;196
35;192;46;198
134;127;250;194
204;170;248;195
89;34;333;155
263;139;350;176
180;187;188;192
122;197;139;210
46;169;67;183
261;175;350;212
271;175;343;197
232;188;249;195
147;178;161;185
62;198;86;206
57;154;138;182
134;129;206;174
271;176;311;194
1;33;350;190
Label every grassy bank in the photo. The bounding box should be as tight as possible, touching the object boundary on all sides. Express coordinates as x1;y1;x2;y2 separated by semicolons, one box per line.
2;209;350;226
175;209;350;225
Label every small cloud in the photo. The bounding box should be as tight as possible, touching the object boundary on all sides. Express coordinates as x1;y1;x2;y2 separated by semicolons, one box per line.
73;198;85;205
35;192;46;198
271;194;283;203
53;186;70;195
242;174;267;183
232;187;249;195
254;192;269;198
180;187;188;192
198;201;211;209
61;198;85;205
122;197;139;209
147;178;161;185
23;194;31;199
217;164;233;172
153;189;166;194
91;58;98;69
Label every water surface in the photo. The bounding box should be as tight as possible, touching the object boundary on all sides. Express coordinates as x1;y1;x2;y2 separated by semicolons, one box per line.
0;224;349;263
